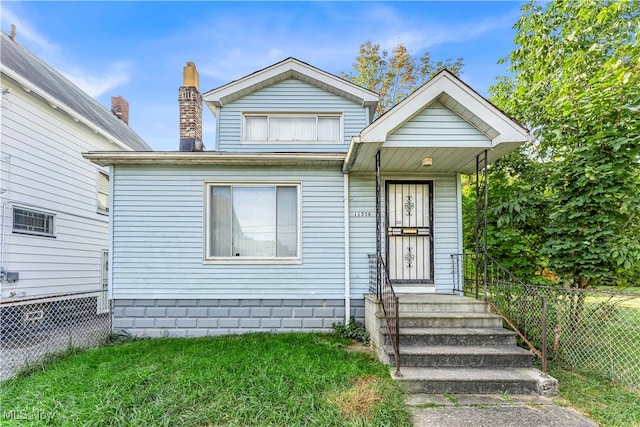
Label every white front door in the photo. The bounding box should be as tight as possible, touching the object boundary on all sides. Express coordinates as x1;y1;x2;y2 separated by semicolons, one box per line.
386;181;434;289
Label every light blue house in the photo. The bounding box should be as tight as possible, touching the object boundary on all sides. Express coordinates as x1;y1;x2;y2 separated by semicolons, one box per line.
85;58;529;337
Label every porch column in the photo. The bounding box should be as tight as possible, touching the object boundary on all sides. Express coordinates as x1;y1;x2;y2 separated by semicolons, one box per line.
475;149;488;300
375;149;381;299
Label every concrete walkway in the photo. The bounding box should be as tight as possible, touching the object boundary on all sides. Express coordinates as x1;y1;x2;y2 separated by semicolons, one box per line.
409;394;598;427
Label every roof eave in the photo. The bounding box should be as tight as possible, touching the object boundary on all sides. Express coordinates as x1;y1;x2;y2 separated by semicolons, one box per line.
203;58;379;108
1;65;135;152
82;151;347;167
359;70;529;144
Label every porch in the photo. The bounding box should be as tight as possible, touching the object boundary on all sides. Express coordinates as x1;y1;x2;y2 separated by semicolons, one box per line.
345;71;555;395
364;293;558;396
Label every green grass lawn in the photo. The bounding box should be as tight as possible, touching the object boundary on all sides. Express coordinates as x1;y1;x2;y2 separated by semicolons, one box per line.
550;363;640;427
0;333;412;427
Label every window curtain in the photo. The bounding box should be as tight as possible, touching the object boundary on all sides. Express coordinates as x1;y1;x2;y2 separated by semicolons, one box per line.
231;187;276;257
245;116;268;140
276;186;298;256
269;117;316;141
210;186;232;256
317;117;340;141
210;185;298;258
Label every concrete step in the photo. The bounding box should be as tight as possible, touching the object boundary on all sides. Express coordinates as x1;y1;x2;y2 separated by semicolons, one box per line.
394;367;548;395
384;345;533;368
377;311;503;328
396;294;489;313
381;327;517;347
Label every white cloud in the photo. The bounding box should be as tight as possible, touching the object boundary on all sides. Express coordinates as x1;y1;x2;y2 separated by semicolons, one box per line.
369;7;521;53
0;6;59;55
61;62;131;98
2;5;130;98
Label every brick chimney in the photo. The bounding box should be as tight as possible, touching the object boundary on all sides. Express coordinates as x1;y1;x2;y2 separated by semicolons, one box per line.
179;62;204;151
111;96;129;125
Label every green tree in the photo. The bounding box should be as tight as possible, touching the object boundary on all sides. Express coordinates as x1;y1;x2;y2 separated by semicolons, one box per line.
487;153;553;283
490;0;640;288
461;152;555;284
342;41;463;117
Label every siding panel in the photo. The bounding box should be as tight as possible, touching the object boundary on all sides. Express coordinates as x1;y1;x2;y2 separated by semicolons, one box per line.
385;101;490;147
111;165;346;299
1;78;116;300
217;79;369;152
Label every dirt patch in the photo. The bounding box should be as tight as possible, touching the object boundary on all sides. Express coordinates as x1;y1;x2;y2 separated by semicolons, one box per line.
330;376;382;420
342;342;374;356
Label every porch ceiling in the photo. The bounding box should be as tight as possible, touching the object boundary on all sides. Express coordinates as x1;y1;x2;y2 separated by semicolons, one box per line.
345;140;522;174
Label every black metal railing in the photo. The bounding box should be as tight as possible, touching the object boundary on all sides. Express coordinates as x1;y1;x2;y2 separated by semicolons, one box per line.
452;253;549;374
378;254;400;376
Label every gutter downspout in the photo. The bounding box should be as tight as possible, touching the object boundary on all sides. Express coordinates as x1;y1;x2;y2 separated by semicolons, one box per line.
343;172;350;323
108;165;115;301
0;200;10;288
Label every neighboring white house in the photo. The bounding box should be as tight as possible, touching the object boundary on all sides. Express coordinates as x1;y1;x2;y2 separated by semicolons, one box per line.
0;31;151;334
84;58;528;337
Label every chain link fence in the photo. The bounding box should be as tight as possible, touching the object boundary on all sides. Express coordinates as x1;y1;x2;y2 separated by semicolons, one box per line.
1;290;111;380
455;253;640;389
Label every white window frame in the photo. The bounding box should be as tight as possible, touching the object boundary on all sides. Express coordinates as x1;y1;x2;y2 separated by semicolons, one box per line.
204;181;302;264
97;170;110;214
241;113;343;144
12;206;56;238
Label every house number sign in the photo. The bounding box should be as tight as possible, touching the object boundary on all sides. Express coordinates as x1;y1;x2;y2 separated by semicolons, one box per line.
353;211;372;217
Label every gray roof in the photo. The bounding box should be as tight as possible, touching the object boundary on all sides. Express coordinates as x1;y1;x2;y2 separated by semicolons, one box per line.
1;32;151;151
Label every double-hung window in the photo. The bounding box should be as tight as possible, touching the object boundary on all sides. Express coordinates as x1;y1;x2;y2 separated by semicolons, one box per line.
243;114;341;143
97;171;109;213
206;183;300;261
13;207;55;237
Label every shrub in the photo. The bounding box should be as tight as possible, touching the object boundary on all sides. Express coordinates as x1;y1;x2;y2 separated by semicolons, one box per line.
332;317;370;344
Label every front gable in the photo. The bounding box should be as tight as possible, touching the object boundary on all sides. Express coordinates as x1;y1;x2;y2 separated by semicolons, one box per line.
203;58;379;153
344;70;529;173
384;100;491;148
203;57;378;113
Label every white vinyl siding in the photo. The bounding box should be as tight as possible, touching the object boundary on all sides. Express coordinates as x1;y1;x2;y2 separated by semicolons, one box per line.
218;79;369;152
0;76;114;300
206;183;300;260
111;165;345;300
384;101;490;147
348;174;461;296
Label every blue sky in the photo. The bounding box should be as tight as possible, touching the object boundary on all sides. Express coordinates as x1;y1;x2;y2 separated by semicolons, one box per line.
1;1;525;151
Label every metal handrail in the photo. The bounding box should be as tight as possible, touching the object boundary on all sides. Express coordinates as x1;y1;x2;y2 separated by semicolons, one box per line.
453;252;549;374
377;254;401;376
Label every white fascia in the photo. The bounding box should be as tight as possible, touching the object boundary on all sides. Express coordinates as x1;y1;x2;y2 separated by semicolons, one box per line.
1;66;134;151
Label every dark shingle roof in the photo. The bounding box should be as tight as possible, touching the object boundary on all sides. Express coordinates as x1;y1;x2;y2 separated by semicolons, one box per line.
1;32;151;151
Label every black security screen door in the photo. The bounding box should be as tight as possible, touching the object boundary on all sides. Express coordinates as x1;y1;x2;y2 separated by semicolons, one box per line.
386;181;434;285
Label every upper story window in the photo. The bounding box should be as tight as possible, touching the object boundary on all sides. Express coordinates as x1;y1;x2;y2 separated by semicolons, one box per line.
97;171;110;214
243;114;341;143
13;207;55;237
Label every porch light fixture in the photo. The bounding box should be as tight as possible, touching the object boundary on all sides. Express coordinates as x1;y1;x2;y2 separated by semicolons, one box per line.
421;157;433;167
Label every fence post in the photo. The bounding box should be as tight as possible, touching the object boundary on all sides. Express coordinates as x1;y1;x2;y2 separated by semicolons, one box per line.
541;296;548;375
